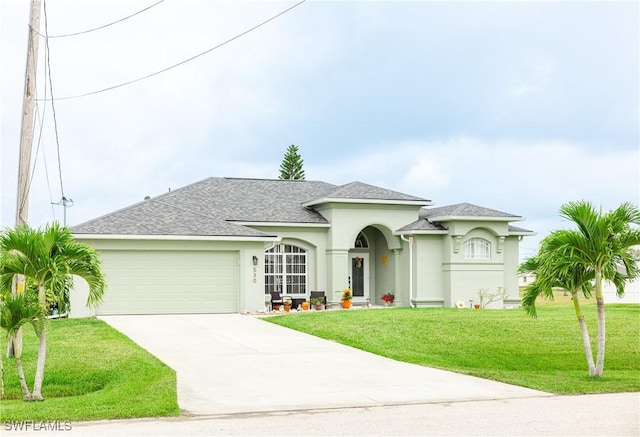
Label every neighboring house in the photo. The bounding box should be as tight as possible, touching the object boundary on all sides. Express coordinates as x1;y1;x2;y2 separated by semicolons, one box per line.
69;177;534;316
518;273;536;288
603;247;640;304
516;250;639;305
603;277;640;304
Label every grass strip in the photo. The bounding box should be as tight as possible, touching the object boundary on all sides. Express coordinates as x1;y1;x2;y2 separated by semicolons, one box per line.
0;318;179;421
266;304;640;394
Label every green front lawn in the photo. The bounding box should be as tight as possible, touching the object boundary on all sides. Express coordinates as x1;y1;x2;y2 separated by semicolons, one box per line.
266;304;640;394
0;318;179;422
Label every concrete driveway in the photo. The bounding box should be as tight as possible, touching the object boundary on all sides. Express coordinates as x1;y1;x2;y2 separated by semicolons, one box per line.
101;314;550;416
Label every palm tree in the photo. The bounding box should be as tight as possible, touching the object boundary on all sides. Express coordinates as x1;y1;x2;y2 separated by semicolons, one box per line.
0;290;45;400
520;201;640;377
0;222;106;400
520;234;599;374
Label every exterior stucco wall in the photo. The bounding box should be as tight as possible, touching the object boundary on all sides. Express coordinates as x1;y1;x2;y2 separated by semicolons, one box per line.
413;235;445;307
249;226;329;300
446;264;505;308
314;203;422;302
502;237;521;302
438;222;514;308
444;221;511;239
69;275;95;318
371;228;393;305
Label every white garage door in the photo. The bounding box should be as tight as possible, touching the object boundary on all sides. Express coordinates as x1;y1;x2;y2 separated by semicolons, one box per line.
96;250;239;315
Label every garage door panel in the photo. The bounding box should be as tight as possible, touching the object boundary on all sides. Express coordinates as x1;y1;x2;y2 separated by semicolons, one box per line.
97;250;239;315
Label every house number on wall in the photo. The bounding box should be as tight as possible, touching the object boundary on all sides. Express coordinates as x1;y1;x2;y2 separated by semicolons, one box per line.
253;266;257;283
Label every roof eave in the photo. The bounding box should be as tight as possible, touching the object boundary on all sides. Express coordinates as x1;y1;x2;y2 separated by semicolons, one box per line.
233;221;331;228
303;198;432;208
394;230;449;235
509;230;538;236
427;215;524;222
72;233;280;242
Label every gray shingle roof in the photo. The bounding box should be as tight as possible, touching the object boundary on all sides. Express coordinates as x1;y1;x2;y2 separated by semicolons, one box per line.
398;203;531;234
420;203;521;220
72;177;427;237
396;218;447;233
70;196;274;237
508;225;535;234
308;181;430;204
156;178;336;224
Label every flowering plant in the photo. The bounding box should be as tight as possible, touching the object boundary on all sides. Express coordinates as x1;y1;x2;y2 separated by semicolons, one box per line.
381;291;394;303
340;288;352;301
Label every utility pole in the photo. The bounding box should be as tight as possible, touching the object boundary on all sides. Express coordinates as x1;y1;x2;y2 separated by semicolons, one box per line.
15;0;42;226
9;0;42;359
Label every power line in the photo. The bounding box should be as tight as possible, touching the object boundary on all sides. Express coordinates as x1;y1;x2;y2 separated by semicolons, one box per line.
34;0;165;39
43;0;66;199
41;0;306;102
34;103;58;219
22;101;47;216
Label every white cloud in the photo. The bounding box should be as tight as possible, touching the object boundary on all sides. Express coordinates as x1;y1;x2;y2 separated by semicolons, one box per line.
2;0;637;250
346;137;638;252
507;58;555;99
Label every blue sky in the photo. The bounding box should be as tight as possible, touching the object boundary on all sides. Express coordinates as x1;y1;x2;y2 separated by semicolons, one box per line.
1;0;638;260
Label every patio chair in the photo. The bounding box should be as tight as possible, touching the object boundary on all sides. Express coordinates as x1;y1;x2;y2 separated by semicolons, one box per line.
270;292;284;310
309;291;326;306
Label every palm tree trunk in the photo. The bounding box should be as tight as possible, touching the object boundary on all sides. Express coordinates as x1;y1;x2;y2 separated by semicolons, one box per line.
30;329;46;400
7;276;25;358
572;292;596;375
1;353;4;399
594;269;605;377
10;331;32;400
31;284;48;401
12;334;32;401
15;356;32;401
6;334;14;357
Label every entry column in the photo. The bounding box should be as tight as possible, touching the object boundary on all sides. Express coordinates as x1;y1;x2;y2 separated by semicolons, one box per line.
326;248;349;305
393;248;403;306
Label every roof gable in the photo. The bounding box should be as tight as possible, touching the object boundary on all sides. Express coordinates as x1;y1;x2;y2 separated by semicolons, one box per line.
396;218;447;233
420;203;522;221
396;203;533;234
303;181;431;207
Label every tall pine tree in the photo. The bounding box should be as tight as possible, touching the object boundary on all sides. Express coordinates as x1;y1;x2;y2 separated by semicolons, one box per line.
279;144;305;180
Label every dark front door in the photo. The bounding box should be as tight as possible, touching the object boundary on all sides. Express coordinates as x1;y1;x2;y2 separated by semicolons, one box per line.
350;254;369;302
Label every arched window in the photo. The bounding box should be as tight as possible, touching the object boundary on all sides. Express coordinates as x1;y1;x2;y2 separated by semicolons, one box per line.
265;244;307;296
354;232;369;248
463;238;491;259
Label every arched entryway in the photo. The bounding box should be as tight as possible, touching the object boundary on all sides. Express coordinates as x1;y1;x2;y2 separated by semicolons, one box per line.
349;226;396;305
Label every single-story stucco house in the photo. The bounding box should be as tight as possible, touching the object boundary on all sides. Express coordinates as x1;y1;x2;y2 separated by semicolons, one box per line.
68;177;534;317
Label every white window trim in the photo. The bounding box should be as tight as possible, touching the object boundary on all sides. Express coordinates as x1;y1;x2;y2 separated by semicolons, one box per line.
265;244;307;296
463;237;491;259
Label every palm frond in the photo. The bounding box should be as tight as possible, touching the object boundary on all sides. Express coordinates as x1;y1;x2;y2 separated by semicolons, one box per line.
0;223;106;311
521;281;549;318
0;290;46;337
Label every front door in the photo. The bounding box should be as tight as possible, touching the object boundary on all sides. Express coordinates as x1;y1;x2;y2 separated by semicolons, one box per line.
350;253;369;304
